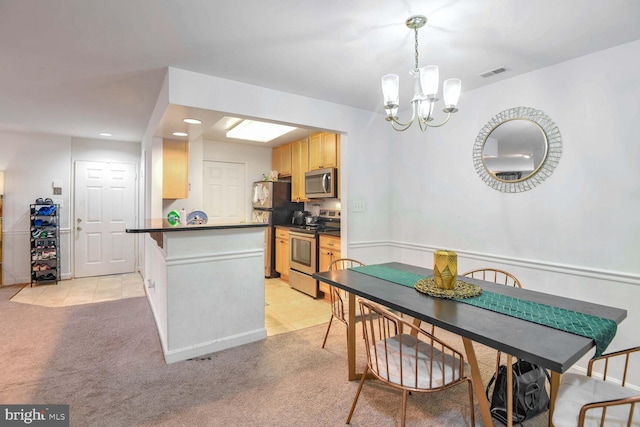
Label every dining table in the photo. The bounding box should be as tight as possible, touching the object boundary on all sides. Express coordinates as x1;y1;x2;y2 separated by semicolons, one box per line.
313;262;627;427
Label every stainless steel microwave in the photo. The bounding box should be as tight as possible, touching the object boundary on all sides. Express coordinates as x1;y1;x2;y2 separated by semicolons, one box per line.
304;167;337;199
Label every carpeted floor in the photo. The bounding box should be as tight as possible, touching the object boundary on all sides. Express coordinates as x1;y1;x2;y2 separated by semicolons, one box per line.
0;284;550;426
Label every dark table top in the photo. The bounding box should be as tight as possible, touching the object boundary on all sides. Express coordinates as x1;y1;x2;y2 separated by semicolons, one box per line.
313;262;627;373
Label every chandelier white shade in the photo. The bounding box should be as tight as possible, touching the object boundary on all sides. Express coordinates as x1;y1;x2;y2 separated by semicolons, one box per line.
381;15;461;132
443;78;462;108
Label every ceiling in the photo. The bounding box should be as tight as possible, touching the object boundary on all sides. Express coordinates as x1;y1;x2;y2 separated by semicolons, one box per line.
1;0;640;146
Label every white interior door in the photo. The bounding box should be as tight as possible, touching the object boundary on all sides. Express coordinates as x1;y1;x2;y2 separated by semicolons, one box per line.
74;161;136;278
203;161;245;224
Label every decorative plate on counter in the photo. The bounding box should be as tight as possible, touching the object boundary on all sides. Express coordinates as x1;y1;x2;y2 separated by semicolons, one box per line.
187;210;208;225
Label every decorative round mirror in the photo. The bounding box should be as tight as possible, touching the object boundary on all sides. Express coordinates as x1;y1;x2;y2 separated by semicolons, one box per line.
473;107;562;193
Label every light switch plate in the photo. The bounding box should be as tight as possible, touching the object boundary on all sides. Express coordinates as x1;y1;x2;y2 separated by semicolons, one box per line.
353;200;365;212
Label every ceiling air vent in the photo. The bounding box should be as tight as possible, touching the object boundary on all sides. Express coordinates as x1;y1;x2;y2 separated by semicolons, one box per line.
479;66;510;78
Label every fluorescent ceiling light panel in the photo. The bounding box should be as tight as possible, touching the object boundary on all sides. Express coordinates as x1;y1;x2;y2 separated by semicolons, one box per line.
226;120;297;142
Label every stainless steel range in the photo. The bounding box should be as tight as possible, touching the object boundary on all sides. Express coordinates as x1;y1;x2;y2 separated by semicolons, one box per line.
288;209;340;298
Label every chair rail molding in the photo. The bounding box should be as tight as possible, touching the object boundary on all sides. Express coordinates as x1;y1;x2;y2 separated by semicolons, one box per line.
349;239;640;286
165;249;263;266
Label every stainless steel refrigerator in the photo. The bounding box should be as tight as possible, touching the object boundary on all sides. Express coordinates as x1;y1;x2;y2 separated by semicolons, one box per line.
251;181;303;278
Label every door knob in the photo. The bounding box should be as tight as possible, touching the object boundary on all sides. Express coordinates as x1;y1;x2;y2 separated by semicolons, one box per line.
77;226;83;231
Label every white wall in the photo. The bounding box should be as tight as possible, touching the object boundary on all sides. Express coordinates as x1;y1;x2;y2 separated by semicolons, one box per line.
0;132;71;284
0;132;139;284
71;137;140;163
163;137;273;222
162;67;393;259
391;39;640;273
388;39;640;377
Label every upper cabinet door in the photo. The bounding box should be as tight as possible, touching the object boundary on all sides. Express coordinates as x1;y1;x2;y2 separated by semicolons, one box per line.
272;143;292;177
279;143;292;176
291;138;309;202
309;132;339;170
308;133;322;170
162;139;189;199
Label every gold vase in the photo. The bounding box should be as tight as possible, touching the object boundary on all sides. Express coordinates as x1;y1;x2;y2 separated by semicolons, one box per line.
433;250;458;290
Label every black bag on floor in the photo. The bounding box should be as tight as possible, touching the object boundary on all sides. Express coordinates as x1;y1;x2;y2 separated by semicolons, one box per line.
485;359;551;425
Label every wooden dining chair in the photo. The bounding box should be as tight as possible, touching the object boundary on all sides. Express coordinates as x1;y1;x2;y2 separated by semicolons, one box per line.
552;346;640;426
462;267;522;375
462;268;522;288
321;258;365;349
347;299;475;427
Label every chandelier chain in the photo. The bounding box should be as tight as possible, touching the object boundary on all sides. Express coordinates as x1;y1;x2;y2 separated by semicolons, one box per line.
414;27;419;70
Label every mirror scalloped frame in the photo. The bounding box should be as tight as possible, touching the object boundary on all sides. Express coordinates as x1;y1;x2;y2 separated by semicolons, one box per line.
473;106;562;193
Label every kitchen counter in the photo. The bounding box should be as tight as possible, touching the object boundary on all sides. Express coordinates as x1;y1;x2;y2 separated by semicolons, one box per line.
126;219;267;233
131;220;267;363
278;224;340;238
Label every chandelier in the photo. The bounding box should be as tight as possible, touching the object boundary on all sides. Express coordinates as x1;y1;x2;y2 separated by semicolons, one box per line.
381;15;461;132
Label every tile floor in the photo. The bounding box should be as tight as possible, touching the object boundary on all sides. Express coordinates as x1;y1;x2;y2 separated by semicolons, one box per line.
264;277;330;336
9;274;330;337
10;273;147;307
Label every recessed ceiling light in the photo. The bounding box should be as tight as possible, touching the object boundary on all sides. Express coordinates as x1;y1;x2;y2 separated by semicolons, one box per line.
99;133;112;137
226;120;297;142
183;118;202;125
172;132;188;137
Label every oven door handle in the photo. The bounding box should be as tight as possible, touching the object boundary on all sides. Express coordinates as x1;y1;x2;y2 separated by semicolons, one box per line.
322;174;328;193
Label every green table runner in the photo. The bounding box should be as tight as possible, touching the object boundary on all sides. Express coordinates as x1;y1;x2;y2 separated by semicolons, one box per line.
350;264;617;357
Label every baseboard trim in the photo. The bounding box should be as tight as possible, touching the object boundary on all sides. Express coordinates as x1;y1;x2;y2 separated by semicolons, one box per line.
163;328;267;364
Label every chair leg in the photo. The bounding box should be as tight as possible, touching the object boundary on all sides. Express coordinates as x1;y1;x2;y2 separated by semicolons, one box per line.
346;365;369;424
344;321;349;345
467;378;475;426
321;315;334;348
495;351;502;376
401;389;408;427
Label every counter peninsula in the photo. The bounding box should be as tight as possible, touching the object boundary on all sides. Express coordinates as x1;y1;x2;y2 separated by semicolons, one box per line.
127;221;268;363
